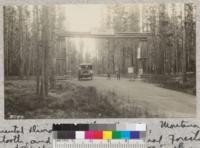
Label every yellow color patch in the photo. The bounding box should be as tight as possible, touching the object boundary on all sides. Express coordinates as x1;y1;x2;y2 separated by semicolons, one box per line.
103;131;112;139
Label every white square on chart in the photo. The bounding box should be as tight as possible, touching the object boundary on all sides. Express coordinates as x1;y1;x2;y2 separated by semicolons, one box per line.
76;131;85;139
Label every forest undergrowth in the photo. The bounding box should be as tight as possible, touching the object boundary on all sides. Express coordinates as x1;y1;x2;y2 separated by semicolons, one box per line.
5;79;156;119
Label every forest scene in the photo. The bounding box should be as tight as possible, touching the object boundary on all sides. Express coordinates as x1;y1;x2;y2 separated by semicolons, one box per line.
4;4;196;119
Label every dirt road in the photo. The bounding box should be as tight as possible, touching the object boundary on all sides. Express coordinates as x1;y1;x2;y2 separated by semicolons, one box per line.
69;76;196;117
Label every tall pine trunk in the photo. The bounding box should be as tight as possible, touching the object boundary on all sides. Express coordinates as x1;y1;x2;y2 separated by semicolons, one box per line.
35;7;40;95
18;6;24;79
40;6;50;97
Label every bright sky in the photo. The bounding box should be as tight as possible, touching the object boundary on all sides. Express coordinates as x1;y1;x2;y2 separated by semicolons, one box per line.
64;5;106;60
64;5;105;32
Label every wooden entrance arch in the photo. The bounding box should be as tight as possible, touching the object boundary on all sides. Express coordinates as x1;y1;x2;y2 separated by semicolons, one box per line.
55;31;152;77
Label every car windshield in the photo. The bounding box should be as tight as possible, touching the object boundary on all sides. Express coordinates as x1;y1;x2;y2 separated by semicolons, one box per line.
80;65;92;70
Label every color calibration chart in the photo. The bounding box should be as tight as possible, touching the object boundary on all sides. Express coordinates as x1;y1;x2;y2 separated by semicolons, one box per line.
52;123;147;148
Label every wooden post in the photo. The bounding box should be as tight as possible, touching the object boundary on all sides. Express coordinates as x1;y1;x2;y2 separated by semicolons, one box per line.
137;40;143;79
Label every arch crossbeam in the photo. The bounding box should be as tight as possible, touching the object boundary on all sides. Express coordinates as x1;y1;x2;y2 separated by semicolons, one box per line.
57;31;152;40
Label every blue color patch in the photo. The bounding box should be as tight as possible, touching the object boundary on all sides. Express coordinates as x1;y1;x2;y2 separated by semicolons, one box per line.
121;131;130;139
130;131;140;139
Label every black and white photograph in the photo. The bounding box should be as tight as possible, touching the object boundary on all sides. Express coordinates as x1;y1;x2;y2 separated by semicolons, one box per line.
4;4;196;119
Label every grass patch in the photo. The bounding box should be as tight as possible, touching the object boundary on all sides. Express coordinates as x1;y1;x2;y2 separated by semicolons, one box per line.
5;79;155;119
143;74;196;95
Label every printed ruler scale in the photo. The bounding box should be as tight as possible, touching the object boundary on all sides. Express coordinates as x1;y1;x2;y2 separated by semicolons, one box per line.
52;123;147;148
53;140;146;148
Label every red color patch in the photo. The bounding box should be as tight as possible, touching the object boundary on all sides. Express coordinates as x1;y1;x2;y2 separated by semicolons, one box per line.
93;131;103;139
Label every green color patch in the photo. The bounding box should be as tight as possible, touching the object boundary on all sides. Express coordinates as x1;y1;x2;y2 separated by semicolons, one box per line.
112;131;121;139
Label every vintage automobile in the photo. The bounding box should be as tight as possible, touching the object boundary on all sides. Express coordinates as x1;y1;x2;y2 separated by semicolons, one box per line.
78;63;93;80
